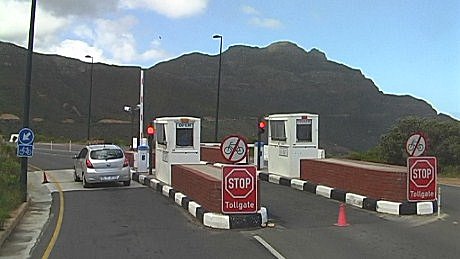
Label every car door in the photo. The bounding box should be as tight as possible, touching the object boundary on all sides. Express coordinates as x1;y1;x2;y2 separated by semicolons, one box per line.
75;148;88;178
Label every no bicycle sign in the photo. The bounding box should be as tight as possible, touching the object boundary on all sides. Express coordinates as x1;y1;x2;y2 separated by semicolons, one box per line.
220;135;248;163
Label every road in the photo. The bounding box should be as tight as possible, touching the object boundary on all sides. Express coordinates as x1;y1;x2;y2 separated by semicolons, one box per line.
1;143;459;258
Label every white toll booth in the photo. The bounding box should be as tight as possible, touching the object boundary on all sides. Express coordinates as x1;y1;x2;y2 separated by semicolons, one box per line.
267;113;324;178
154;117;201;185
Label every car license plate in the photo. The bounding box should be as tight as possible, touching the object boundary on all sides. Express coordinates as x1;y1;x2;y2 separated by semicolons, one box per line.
101;176;119;181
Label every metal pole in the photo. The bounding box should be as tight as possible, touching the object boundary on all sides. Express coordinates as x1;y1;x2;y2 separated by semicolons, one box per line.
20;0;37;202
86;57;93;142
148;136;153;175
213;35;223;142
257;137;261;170
130;111;135;141
437;186;441;218
139;70;144;142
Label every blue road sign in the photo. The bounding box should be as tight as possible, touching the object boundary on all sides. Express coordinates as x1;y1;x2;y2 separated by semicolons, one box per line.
17;144;33;157
18;128;35;145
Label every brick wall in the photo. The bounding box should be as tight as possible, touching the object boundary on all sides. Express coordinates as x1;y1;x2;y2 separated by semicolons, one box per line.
300;159;407;202
201;146;226;163
201;146;250;164
171;165;221;212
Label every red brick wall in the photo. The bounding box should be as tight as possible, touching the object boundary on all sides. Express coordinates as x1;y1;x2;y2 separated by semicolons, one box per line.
171;165;222;212
200;146;250;164
300;159;407;202
201;146;227;164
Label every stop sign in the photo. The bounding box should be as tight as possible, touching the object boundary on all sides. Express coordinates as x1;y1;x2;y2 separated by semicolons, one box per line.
222;165;258;214
407;157;437;201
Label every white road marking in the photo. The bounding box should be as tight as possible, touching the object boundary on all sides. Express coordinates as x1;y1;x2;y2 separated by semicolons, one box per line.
253;235;286;259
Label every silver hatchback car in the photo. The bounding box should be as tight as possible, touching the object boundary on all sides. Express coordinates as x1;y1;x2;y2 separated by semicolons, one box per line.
73;144;131;187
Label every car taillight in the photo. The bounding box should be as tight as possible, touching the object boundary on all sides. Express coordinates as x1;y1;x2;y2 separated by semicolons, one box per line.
123;157;129;167
86;159;94;168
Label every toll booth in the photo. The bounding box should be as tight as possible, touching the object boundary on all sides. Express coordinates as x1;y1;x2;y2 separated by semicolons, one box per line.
266;113;324;178
154;117;201;185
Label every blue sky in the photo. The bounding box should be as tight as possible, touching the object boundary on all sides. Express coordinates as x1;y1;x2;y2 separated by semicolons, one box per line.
1;0;459;119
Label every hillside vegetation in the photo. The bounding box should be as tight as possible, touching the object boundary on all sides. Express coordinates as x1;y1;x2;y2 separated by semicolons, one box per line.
349;117;460;176
0;141;22;226
0;41;456;154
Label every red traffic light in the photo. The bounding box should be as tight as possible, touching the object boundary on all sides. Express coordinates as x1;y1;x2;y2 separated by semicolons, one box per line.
146;125;155;136
258;121;266;135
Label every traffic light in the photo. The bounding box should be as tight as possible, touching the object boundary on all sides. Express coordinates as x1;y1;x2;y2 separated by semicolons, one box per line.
146;124;155;175
258;121;266;135
146;124;155;136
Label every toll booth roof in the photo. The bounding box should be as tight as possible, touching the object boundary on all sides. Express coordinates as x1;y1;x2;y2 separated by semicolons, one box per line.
320;158;406;173
179;164;222;180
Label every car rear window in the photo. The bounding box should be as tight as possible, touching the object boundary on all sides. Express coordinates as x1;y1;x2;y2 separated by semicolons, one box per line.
90;149;123;160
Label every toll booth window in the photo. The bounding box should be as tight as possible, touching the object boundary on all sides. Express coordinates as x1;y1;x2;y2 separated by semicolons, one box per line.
270;120;286;141
296;119;312;142
176;122;194;147
156;124;167;145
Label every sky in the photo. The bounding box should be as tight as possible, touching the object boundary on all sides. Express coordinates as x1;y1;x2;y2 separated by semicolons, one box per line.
1;0;459;119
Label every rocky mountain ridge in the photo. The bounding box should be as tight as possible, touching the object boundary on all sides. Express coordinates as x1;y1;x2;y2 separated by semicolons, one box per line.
0;41;449;153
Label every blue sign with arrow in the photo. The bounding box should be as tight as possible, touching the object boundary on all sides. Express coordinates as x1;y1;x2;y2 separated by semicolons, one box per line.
17;128;35;157
18;127;35;145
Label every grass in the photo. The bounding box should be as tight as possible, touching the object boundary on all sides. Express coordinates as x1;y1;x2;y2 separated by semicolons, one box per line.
0;142;22;228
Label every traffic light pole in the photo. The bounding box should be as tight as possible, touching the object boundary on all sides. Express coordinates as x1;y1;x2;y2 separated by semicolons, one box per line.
257;132;262;170
148;134;153;175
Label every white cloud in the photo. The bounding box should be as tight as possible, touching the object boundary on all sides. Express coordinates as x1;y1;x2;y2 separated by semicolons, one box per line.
250;17;282;29
0;0;71;47
49;39;106;63
0;1;30;43
241;4;283;30
0;0;174;67
120;0;209;18
16;0;119;17
241;5;260;15
73;25;94;40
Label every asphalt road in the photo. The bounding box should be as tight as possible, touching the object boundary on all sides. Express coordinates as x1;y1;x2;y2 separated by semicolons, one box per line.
3;143;459;258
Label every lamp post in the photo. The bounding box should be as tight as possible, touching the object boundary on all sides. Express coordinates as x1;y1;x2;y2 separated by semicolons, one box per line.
85;55;93;142
20;0;37;202
212;34;223;142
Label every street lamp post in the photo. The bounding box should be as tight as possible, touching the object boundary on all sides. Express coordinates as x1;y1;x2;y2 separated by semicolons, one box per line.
212;34;223;142
85;55;93;142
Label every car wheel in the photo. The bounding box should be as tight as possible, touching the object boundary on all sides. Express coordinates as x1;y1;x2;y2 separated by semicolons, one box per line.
73;168;81;182
82;174;91;188
123;180;131;186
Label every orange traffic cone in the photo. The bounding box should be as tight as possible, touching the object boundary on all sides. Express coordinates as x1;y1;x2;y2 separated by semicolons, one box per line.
334;203;350;227
42;171;49;184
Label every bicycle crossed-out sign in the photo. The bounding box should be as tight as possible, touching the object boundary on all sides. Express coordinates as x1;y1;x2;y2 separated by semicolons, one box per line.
406;132;426;157
220;135;248;163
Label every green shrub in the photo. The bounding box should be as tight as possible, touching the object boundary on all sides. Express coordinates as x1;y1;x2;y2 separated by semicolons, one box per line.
349;117;460;178
0;142;22;223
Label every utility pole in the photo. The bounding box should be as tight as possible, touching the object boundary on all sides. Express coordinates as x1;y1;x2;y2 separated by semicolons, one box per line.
20;0;37;202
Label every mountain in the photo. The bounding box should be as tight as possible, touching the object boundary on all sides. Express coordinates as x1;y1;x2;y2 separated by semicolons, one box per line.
0;41;452;153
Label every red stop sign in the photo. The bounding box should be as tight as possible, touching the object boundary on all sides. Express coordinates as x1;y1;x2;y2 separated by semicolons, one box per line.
225;169;254;198
222;165;258;214
410;160;435;187
407;157;437;201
